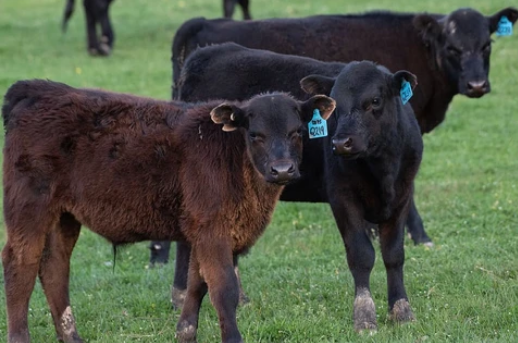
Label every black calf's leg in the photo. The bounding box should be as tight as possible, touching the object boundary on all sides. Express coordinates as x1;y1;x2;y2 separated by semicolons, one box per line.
379;209;415;323
406;190;433;246
172;241;191;310
83;0;100;55
331;205;377;332
223;0;236;18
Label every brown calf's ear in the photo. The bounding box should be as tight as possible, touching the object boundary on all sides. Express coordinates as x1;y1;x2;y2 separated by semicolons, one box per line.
488;7;518;33
210;103;247;132
299;95;336;122
413;14;443;45
300;74;336;95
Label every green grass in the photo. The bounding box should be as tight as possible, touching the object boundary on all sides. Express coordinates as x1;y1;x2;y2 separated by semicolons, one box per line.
0;0;517;342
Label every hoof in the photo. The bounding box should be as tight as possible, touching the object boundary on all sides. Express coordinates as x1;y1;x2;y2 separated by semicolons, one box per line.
172;287;187;310
353;291;377;332
423;241;435;248
239;292;250;306
176;320;197;343
389;299;415;323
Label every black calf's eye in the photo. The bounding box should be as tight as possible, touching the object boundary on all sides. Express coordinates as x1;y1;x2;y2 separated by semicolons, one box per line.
446;46;462;56
372;97;381;107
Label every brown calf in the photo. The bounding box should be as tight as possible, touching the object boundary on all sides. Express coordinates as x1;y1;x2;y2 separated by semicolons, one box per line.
1;80;335;343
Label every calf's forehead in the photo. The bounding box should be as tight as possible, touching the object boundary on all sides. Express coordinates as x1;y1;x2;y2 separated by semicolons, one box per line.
333;63;387;98
445;9;490;46
247;95;301;130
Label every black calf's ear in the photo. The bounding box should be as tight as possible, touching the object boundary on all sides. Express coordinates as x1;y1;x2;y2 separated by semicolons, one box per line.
488;7;518;33
299;95;336;122
300;75;336;95
392;71;418;90
413;14;443;45
210;103;248;132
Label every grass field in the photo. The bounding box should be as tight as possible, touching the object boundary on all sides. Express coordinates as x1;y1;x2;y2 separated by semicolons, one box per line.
0;0;517;342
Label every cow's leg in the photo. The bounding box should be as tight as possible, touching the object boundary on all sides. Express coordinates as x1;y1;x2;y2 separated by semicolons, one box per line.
176;248;208;343
149;240;171;265
330;201;377;332
82;0;101;55
172;242;248;310
172;241;190;310
223;0;236;18
237;0;251;20
405;194;433;246
96;0;114;54
38;213;83;343
199;238;242;343
379;205;415;323
3;208;56;343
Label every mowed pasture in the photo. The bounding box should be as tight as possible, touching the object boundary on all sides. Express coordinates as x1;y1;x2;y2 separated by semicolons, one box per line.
0;0;517;342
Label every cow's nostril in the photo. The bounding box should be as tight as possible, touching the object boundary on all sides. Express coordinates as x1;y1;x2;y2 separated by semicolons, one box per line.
467;80;487;91
287;164;295;175
270;166;278;175
343;137;353;149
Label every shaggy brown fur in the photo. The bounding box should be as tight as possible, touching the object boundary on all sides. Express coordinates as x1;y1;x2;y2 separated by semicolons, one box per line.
1;79;335;343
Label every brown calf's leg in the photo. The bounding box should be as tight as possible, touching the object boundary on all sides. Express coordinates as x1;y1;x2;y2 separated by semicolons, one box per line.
176;249;208;343
3;212;55;343
199;239;243;343
38;213;83;343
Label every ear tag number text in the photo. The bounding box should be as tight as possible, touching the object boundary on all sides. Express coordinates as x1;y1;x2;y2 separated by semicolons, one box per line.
308;109;328;139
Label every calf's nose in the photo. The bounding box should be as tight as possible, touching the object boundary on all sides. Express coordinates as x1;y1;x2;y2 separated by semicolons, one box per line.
467;80;489;97
332;137;354;155
269;161;297;183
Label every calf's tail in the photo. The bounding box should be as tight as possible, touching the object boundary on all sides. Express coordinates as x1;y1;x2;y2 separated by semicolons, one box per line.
62;0;76;32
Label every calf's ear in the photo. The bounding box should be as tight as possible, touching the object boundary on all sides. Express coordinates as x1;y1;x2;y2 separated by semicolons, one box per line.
413;14;443;45
488;7;518;33
391;70;418;95
300;75;336;95
210;103;248;132
299;95;336;122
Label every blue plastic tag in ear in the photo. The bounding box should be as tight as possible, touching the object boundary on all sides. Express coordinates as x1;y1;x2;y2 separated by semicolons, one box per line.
400;80;413;105
496;16;513;37
308;109;328;139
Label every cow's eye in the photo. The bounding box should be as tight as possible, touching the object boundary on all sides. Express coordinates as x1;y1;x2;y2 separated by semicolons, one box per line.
447;46;462;56
372;97;381;108
249;132;258;139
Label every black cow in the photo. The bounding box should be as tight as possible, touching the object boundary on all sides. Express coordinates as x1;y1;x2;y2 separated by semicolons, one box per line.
62;0;115;56
163;7;517;251
179;55;423;330
61;0;252;56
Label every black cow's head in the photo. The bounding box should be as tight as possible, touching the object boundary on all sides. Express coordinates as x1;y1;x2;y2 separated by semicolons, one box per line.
301;61;417;159
211;93;336;184
413;7;518;98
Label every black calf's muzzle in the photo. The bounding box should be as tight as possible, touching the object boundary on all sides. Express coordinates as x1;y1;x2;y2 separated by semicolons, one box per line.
267;160;299;184
465;79;490;98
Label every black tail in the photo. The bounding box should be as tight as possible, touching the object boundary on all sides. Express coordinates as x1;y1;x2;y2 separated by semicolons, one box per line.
2;80;70;131
62;0;76;32
171;17;209;99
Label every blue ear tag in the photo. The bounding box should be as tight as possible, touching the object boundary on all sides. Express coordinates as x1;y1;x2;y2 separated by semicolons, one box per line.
400;80;413;105
496;16;513;37
308;109;328;139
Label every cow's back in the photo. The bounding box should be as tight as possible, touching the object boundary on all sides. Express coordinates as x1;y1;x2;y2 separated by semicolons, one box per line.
172;13;443;132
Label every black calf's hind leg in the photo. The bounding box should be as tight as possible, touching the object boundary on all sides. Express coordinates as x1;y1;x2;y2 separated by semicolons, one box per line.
238;0;251;19
172;241;190;310
379;210;415;323
39;213;83;343
97;0;114;54
406;192;433;246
